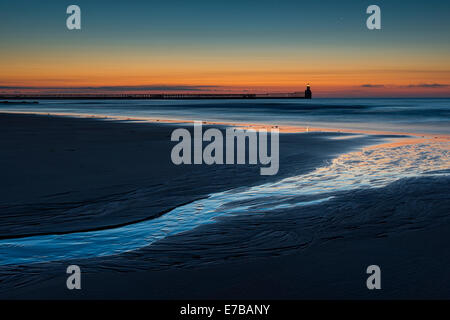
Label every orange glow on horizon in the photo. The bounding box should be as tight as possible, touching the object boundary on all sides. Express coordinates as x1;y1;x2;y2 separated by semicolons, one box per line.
1;45;449;97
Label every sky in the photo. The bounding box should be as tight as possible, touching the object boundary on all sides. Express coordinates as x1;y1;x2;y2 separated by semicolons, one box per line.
0;0;449;97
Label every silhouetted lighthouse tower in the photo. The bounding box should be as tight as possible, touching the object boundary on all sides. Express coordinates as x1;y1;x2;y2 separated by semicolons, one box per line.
305;84;312;99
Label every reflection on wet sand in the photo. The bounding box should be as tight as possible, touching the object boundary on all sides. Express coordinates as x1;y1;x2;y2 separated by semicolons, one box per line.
0;131;447;266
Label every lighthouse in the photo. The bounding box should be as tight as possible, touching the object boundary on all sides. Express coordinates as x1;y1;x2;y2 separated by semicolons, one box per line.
305;84;312;99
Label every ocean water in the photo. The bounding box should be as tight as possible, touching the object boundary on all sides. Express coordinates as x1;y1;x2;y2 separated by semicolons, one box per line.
0;98;449;266
1;98;450;134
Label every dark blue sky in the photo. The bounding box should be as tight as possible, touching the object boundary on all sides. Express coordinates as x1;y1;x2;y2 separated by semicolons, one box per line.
1;0;449;47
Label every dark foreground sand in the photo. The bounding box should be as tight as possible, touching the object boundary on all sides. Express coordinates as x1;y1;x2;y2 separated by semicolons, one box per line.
0;113;449;299
0;113;380;239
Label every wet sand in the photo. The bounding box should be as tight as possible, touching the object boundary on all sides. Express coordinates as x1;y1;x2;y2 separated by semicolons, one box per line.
0;112;386;239
6;222;450;300
0;112;449;299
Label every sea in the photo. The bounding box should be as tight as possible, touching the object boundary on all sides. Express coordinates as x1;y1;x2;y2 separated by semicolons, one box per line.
1;98;450;134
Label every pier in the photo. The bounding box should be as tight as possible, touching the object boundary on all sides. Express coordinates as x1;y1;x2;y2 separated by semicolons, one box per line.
0;86;312;100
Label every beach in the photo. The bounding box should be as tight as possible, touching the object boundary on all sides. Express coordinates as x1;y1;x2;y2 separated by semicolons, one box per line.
1;0;450;306
0;107;449;299
0;112;383;238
